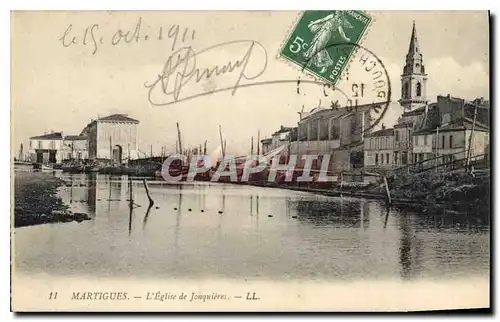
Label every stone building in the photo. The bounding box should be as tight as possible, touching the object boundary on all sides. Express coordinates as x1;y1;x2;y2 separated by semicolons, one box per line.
289;104;373;172
29;132;64;163
82;114;139;163
363;127;395;171
62;135;89;161
412;95;490;169
260;138;273;155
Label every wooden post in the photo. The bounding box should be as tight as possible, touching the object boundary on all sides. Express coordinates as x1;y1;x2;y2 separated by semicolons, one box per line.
128;177;133;206
109;136;112;164
219;125;225;160
251;136;254;155
177;122;183;157
142;178;154;207
203;140;207;155
465;102;478;173
435;127;439;172
257;130;260;155
383;176;392;205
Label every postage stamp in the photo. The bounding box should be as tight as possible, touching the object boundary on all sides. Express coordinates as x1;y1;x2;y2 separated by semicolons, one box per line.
279;10;373;86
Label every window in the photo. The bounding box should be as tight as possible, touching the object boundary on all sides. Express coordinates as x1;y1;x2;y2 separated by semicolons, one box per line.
403;82;410;99
441;135;445;149
449;135;453;148
50;140;55;149
415;136;418;146
395;131;400;142
416;82;422;97
381;154;384;164
386;153;390;164
330;124;339;140
375;153;379;165
394;152;399;164
402;152;408;165
442;113;451;125
38;140;42;149
424;135;428;145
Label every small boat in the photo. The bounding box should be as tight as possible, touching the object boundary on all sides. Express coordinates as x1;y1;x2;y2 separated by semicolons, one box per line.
62;164;85;173
41;164;54;171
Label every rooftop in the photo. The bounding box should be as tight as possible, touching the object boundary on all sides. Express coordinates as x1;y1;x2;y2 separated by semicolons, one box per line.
273;126;296;134
97;114;139;124
365;128;394;137
414;117;489;135
401;105;427;117
30;132;63;140
394;121;415;129
64;135;88;141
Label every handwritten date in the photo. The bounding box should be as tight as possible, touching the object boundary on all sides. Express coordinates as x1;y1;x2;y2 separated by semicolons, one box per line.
59;17;196;55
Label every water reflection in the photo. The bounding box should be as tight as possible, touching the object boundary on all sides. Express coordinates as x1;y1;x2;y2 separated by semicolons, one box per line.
15;173;490;281
398;214;424;280
290;198;369;228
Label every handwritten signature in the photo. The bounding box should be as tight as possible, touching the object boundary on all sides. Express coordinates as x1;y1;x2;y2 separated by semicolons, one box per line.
144;40;269;106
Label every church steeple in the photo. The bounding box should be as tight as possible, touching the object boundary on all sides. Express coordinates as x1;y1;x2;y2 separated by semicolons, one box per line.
403;21;425;76
399;21;428;110
408;21;420;56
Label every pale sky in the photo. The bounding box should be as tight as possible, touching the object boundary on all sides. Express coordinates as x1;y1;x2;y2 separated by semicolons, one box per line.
11;11;489;157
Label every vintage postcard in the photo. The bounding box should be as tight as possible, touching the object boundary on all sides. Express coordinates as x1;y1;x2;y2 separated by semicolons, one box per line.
11;10;490;312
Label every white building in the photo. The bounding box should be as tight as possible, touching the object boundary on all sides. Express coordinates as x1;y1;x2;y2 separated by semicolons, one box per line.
82;114;139;163
363;128;395;170
29;132;64;163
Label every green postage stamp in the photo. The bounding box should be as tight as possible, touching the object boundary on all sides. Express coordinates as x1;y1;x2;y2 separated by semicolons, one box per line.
279;10;373;85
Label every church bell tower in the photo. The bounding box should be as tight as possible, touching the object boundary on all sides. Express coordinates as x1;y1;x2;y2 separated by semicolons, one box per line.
399;21;429;110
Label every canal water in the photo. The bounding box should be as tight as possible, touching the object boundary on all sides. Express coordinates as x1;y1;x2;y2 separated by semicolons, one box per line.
14;173;490;282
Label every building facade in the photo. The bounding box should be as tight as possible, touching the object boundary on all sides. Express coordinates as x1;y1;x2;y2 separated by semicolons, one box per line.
62;135;89;161
412;95;490;169
363;128;395;170
29;132;65;163
83;114;139;163
290;104;373;172
260;138;273;155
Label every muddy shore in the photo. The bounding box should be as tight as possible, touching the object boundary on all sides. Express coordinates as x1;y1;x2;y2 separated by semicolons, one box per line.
13;171;90;228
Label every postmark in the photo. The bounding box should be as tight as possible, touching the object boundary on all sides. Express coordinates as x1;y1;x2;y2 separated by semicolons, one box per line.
279;10;373;86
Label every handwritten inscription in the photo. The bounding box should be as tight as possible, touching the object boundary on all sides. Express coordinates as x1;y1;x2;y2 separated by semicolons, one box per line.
144;40;268;106
59;17;196;55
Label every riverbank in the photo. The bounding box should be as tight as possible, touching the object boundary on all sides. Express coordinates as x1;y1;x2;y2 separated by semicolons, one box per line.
245;169;490;215
13;171;91;228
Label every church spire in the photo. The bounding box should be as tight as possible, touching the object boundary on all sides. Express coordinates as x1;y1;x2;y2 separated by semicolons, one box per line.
403;21;425;76
408;20;420;55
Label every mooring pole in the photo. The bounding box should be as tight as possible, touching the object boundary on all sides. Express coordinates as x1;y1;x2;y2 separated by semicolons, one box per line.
142;178;154;207
128;177;133;207
383;176;392;205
